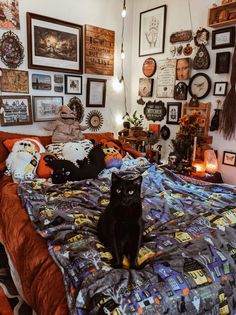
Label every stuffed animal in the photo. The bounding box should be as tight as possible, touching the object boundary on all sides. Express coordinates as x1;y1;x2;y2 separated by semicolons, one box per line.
62;139;94;166
45;144;105;184
5;140;41;182
45;104;87;143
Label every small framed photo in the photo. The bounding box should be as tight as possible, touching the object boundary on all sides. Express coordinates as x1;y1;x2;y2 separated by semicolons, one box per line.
215;52;231;74
33;96;63;122
166;102;182;125
174;82;188;100
139;5;167;56
212;27;235;49
86;78;106;107
65;75;82;94
32;74;51;90
138;78;154;97
0;95;32;126
213;82;228;96
222;151;236;166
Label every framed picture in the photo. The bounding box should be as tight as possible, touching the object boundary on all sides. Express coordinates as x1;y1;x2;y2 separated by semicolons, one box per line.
139;5;167;56
213;82;228;96
27;12;83;73
176;58;191;81
32;74;51;90
138;78;154;97
189;73;211;99
166;102;182;125
0;0;20;29
85;25;115;76
215;52;231;74
212;27;235;49
174;82;188;100
33;96;63;122
65;75;82;94
157;59;176;98
54;75;64;93
1;69;29;93
0;96;32;127
86;78;106;107
222;151;236;166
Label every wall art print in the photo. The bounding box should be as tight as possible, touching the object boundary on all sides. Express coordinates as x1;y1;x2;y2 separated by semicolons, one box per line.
0;0;20;29
32;73;51;90
1;69;28;93
156;58;176;98
27;12;83;73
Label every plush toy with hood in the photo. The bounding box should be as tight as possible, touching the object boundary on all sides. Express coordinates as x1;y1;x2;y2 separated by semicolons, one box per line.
45;104;87;143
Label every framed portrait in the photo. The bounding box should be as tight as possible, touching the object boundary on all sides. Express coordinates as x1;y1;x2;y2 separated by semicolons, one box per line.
33;96;63;122
189;73;211;99
86;78;106;107
85;24;114;76
139;5;167;57
32;74;51;90
0;0;20;29
213;82;228;96
0;95;32;127
222;151;236;167
174;82;188;100
138;78;154;97
65;75;82;95
166;102;182;125
212;27;235;49
176;58;191;81
1;69;29;93
27;12;83;73
215;52;231;74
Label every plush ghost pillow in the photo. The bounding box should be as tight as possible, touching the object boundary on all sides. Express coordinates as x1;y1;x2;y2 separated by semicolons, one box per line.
62;140;94;166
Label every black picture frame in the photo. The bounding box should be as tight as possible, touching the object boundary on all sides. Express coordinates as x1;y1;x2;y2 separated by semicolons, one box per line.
222;151;236;167
189;73;211;100
174;82;188;100
212;26;235;49
166;102;182;125
213;82;228;96
86;78;106;107
139;5;167;57
215;52;231;74
65;75;82;95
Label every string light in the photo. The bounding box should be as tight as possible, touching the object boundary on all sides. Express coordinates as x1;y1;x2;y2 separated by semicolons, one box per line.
121;43;125;60
121;0;126;17
119;0;127;113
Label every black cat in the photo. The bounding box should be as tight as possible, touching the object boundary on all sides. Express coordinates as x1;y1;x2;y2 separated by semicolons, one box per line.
44;144;105;184
97;173;143;269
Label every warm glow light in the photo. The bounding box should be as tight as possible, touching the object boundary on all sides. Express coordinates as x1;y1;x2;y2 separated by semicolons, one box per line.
115;114;123;126
121;8;126;17
121;50;125;60
204;149;218;174
112;78;123;92
192;160;206;177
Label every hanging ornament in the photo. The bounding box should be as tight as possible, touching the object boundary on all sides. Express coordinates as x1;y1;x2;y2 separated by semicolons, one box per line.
183;43;193;56
193;28;210;70
86;110;104;131
0;30;24;68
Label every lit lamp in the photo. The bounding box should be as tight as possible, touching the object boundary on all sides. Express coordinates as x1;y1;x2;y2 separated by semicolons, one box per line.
204;149;218;174
192;160;206;177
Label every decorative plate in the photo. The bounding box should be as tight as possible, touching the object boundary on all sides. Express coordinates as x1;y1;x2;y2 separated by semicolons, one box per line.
142;57;156;77
68;96;84;123
0;31;24;68
189;73;211;100
86;110;104;131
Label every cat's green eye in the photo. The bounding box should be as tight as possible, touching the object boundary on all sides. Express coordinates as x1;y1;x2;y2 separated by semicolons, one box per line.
128;190;134;195
116;188;121;194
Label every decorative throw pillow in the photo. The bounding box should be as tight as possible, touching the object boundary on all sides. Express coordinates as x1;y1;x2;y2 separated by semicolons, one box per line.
3;137;45;153
45;143;65;159
62;140;93;165
103;147;123;169
37;153;57;179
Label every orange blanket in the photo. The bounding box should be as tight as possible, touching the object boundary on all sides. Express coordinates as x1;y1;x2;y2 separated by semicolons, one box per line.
0;176;69;315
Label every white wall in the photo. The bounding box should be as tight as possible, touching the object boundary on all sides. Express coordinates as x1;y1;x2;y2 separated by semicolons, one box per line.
0;0;133;135
129;0;236;184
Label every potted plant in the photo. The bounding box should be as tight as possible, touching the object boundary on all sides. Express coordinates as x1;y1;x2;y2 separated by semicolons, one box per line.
123;111;144;136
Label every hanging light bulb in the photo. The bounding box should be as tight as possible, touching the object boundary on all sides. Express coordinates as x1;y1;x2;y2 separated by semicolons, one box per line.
121;43;125;60
121;0;126;17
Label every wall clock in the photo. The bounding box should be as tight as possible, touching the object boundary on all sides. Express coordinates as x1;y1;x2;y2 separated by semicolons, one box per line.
86;110;103;131
142;57;156;77
0;31;24;68
189;73;211;100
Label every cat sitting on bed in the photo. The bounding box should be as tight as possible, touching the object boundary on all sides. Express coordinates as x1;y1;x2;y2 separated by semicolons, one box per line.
97;173;143;269
44;144;105;184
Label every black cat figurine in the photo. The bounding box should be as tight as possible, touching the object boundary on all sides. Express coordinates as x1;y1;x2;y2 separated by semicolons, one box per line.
44;144;105;184
97;173;143;269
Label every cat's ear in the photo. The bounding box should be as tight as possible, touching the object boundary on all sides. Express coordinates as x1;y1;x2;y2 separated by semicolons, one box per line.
133;175;142;186
111;172;119;182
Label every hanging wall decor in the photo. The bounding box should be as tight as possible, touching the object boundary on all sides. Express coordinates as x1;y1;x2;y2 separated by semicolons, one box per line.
68;96;84;123
0;0;20;30
86;110;104;131
138;78;154;97
0;31;24;68
193;28;210;70
1;69;29;93
85;24;115;76
144;100;166;122
156;59;176;97
170;30;193;44
189;73;211;99
142;57;156;77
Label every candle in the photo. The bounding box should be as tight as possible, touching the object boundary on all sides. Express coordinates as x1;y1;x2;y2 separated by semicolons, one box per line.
192;160;206;177
192;136;197;162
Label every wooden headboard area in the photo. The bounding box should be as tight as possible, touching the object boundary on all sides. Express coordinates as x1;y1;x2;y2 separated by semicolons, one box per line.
0;131;114;163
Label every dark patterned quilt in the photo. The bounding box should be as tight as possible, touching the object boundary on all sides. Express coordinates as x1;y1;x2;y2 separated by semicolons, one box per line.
18;165;236;315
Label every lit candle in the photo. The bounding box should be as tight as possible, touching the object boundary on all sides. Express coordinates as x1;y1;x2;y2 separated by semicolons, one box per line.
192;160;206;177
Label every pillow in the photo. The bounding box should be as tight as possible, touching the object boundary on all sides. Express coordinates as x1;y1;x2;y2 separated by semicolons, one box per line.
103;147;123;169
45;143;65;159
62;140;93;165
4;137;45;153
37;153;56;179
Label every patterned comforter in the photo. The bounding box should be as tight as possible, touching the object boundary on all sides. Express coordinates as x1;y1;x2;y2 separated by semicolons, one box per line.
17;163;236;315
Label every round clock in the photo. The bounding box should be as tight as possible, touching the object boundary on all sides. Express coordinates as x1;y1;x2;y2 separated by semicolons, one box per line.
142;57;156;77
86;110;104;131
189;73;211;100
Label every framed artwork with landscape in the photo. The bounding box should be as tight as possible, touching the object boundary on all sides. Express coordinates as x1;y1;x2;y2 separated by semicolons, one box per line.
27;12;83;73
0;95;32;127
139;5;167;56
32;96;63;122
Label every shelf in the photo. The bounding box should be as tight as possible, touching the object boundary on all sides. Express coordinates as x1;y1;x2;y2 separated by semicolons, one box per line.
208;2;236;28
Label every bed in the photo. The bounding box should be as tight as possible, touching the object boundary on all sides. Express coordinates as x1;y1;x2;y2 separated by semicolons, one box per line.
1;131;236;315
